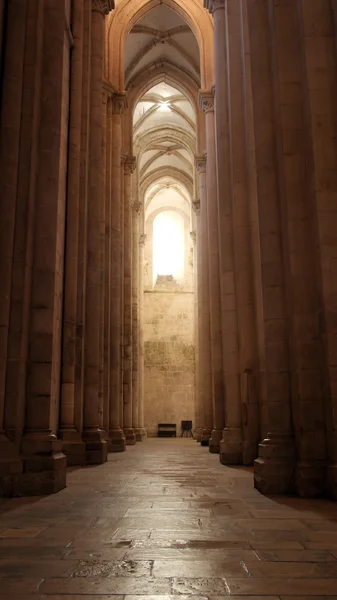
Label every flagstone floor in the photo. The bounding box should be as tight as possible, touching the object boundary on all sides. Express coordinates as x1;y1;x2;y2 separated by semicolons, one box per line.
1;438;337;599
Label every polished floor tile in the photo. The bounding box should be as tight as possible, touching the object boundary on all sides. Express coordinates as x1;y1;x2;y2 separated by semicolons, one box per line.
1;438;337;599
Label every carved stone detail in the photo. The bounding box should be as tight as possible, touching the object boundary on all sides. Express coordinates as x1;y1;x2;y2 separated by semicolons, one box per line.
124;156;136;176
199;90;214;114
132;200;143;215
195;155;207;174
190;231;196;245
111;92;128;115
192;199;201;216
139;234;147;247
92;0;115;15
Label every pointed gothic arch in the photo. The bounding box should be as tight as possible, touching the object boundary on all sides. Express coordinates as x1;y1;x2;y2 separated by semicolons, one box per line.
105;0;214;89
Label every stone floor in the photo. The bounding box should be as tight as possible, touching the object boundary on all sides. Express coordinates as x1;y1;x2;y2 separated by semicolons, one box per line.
1;439;337;599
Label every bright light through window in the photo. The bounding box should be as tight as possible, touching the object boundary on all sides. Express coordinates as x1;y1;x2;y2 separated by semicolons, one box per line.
153;211;184;285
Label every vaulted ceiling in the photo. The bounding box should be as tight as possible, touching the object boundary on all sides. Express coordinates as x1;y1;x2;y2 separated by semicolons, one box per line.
127;4;199;220
124;4;200;88
133;82;195;216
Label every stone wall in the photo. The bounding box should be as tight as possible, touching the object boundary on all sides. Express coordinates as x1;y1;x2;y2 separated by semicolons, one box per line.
144;289;195;437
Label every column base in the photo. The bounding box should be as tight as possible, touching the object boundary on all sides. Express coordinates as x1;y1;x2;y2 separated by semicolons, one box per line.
0;433;23;497
201;428;212;446
326;463;337;500
220;427;242;465
209;429;222;453
134;428;144;442
60;428;86;466
20;433;67;497
124;427;136;445
296;461;326;498
254;432;295;495
194;427;203;442
242;439;259;466
82;428;108;465
108;429;126;453
140;427;147;439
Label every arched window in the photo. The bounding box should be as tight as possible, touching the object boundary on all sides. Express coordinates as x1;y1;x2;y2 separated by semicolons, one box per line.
153;210;185;285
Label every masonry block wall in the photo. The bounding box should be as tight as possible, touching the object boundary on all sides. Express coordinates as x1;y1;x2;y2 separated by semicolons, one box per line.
144;290;195;437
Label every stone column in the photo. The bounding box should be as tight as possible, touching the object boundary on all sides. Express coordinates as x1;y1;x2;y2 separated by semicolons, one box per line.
123;156;136;445
246;0;295;494
119;156;126;432
101;90;109;437
138;233;147;438
0;0;28;451
0;0;44;494
22;0;71;494
205;0;243;465
198;94;225;453
195;154;214;446
297;0;337;498
82;1;112;464
108;92;127;452
208;0;261;465
132;200;143;441
191;210;202;442
60;0;86;465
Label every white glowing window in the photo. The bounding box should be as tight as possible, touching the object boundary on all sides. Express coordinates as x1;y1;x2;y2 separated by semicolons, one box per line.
153;211;184;284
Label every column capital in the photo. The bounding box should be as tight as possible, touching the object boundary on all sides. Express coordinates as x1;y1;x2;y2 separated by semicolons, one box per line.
195;154;207;174
139;234;147;247
192;199;200;216
111;92;128;114
124;156;136;175
204;0;226;14
92;0;114;15
199;89;215;114
132;200;143;215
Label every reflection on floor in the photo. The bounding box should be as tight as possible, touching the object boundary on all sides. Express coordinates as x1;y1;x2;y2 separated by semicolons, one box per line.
1;438;337;597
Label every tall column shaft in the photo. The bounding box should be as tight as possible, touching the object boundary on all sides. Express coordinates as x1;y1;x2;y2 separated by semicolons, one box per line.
138;234;147;438
123;157;136;445
246;0;295;494
0;0;40;491
214;0;260;465
199;93;225;453
297;0;337;498
82;3;108;464
23;0;71;493
192;202;203;442
101;90;109;437
108;93;127;452
206;0;243;465
132;201;142;441
266;0;327;496
60;0;86;464
195;159;213;445
120;157;125;432
0;0;28;443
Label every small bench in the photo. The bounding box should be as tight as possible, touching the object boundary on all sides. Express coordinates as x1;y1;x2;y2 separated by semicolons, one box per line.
158;423;177;438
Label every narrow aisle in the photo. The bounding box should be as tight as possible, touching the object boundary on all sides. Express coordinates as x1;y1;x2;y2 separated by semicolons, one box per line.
1;439;337;597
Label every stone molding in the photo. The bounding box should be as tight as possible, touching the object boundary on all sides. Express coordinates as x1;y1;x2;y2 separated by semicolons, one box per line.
199;90;214;114
192;199;200;216
204;0;226;14
139;234;147;247
195;154;207;174
92;0;115;15
124;156;136;175
111;92;128;115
